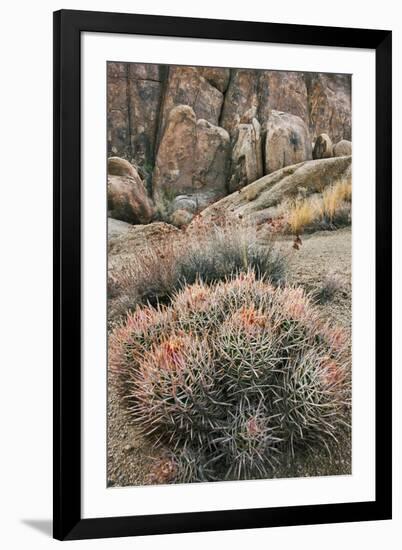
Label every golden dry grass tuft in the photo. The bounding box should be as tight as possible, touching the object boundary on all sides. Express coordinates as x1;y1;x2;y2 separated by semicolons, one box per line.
287;199;319;235
322;179;352;223
284;178;352;234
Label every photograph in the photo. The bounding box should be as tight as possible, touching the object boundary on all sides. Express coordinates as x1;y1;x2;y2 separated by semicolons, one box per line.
107;62;352;487
0;0;396;545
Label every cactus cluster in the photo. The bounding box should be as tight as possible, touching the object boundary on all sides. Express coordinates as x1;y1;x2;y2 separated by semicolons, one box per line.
110;272;350;483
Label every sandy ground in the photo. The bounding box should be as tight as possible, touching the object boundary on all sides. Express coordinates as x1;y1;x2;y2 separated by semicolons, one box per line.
107;227;352;487
107;386;163;487
286;227;352;328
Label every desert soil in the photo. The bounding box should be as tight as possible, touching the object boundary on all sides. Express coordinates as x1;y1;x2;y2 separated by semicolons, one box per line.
107;227;352;487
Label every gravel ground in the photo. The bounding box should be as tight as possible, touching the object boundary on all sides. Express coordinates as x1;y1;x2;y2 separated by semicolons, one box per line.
107;227;352;487
107;381;165;487
286;227;352;329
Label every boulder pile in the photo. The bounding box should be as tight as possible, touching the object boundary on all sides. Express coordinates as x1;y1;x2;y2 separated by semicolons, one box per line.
107;63;352;226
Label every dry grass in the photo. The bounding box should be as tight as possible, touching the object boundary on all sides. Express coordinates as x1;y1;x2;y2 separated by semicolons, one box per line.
284;178;352;235
287;198;320;235
322;179;352;223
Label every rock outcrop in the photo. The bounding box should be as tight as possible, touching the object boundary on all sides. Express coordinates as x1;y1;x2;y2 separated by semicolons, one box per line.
258;71;309;126
108;220;179;256
126;64;166;172
220;69;260;140
108;63;352;220
108;166;156;224
229;118;263;192
306;73;351;143
333;139;352;157
152;105;230;220
108;218;135;240
221;70;311;140
108;156;139;178
199;67;231;93
107;63;131;160
197;156;352;225
265;111;312;174
158;66;224;140
313;133;333;160
107;63;165;172
170;209;194;228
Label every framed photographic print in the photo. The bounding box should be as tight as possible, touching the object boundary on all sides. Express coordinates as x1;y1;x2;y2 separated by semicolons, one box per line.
53;9;392;540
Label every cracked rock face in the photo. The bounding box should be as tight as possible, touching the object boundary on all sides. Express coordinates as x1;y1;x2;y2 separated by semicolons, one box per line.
265;111;312;174
107;62;165;173
107;63;131;160
306;73;351;143
257;71;309;127
152;105;230;221
157;66;224;140
126;64;165;171
199;67;231;93
220;69;261;140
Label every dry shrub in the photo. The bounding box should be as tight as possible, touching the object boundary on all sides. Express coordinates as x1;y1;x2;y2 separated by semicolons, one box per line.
110;272;350;483
109;220;286;319
314;272;344;304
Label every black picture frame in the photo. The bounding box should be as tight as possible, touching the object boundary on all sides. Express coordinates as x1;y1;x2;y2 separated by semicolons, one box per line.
53;9;392;541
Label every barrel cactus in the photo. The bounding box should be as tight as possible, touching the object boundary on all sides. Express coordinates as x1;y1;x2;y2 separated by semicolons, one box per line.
110;272;350;483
